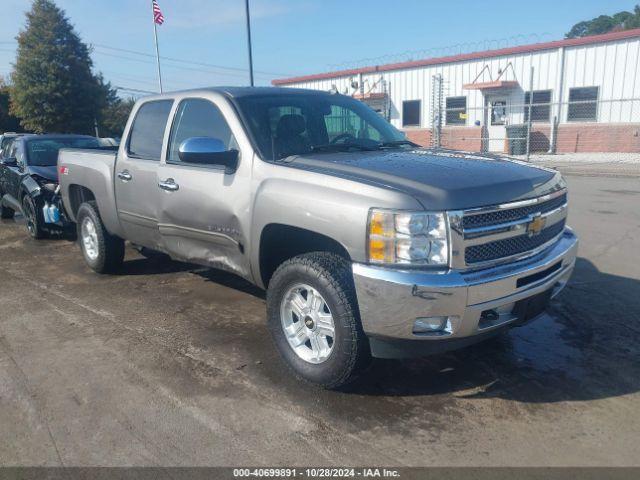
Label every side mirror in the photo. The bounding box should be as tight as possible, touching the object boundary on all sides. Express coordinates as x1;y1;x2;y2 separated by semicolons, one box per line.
1;157;18;167
178;137;239;172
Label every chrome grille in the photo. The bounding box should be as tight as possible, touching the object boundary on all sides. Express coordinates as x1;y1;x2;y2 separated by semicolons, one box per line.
465;220;566;264
450;189;568;269
462;193;567;229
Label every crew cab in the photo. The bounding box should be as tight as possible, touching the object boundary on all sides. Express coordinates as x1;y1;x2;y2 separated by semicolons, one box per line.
0;134;100;238
58;87;578;388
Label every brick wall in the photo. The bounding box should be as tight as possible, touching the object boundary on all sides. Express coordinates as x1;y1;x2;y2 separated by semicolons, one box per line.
404;127;482;151
556;123;640;153
405;124;640;153
404;128;431;146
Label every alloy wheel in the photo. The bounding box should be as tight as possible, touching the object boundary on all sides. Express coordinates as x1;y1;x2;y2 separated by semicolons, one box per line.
280;283;336;364
81;217;99;261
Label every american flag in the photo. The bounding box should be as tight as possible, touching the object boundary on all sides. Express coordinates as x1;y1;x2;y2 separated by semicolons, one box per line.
152;0;165;25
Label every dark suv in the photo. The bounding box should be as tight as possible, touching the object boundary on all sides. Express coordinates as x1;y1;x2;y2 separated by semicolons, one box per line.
0;134;100;238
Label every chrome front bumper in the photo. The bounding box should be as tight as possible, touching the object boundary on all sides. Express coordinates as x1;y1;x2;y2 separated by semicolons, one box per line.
352;229;578;358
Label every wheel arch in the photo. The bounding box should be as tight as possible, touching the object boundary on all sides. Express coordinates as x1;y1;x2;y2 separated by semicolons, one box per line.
258;223;352;289
67;184;97;220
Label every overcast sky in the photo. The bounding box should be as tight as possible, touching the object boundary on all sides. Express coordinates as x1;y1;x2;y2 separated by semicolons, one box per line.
0;0;636;95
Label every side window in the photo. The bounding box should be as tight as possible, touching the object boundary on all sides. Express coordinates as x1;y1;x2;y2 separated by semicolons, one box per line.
127;100;173;160
168;99;237;164
1;140;12;158
15;143;25;165
9;142;19;161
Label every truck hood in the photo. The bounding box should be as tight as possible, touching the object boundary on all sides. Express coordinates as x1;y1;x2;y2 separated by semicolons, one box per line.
285;149;561;210
27;165;58;183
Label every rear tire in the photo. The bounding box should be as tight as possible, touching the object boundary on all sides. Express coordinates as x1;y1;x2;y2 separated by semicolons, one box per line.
22;195;46;239
266;252;371;389
76;201;124;274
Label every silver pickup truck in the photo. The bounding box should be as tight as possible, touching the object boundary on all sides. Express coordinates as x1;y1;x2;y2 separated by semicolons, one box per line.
59;87;578;388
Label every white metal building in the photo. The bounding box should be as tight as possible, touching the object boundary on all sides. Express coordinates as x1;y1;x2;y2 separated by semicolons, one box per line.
273;29;640;153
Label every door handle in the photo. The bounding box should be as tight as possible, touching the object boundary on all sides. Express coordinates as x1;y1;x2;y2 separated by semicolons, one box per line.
117;170;132;182
158;179;179;192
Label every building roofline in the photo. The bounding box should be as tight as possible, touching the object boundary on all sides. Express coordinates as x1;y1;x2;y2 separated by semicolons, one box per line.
272;28;640;86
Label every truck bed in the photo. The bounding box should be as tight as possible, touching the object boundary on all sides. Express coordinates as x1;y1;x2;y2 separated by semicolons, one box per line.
58;148;122;236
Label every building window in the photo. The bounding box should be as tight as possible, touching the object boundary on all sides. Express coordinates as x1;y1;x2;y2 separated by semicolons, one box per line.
445;97;467;125
568;87;599;122
490;100;507;126
402;100;421;127
524;90;552;122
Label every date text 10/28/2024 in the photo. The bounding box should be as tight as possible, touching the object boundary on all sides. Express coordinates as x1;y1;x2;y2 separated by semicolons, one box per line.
233;468;401;478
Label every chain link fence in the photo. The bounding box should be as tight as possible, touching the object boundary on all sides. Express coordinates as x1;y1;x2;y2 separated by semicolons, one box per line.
425;96;640;160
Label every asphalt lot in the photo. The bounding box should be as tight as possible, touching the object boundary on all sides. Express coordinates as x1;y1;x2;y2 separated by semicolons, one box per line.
1;172;639;467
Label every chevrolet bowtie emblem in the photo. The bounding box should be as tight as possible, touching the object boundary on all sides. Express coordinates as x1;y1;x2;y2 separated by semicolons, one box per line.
527;214;546;237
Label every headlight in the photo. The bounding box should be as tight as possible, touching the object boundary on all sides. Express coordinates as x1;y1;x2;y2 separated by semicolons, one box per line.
367;209;449;266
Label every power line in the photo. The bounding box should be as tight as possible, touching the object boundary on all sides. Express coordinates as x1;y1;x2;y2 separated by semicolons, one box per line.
1;40;280;81
114;86;155;95
0;40;292;78
92;43;290;77
93;49;272;80
101;69;200;89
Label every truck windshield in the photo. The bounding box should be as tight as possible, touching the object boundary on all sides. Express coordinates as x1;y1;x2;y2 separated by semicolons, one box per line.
26;138;100;166
235;93;407;161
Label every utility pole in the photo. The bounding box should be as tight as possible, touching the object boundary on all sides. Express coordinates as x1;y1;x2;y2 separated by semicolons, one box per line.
245;0;254;86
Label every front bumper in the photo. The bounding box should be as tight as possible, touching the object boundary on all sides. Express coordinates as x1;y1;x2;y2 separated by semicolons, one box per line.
352;228;578;358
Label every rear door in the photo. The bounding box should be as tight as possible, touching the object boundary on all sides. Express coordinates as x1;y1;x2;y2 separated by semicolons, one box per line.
156;96;252;278
115;100;173;249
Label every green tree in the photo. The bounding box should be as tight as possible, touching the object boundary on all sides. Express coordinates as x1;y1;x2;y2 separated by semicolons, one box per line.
625;6;640;29
0;77;24;133
566;5;640;38
10;0;102;134
96;78;135;139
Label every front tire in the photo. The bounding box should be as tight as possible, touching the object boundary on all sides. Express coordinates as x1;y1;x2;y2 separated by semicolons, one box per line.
22;195;46;239
76;201;124;273
267;252;370;389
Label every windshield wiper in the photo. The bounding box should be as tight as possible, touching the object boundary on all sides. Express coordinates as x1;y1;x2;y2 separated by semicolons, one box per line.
377;140;419;149
310;143;378;153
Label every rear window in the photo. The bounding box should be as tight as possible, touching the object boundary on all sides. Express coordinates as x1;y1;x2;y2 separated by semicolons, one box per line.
127;100;173;160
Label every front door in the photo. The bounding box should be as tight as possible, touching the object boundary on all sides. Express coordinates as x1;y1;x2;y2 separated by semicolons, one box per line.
156;96;252;279
486;98;508;152
114;99;174;249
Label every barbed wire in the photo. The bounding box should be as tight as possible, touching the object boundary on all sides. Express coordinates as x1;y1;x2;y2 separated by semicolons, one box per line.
327;32;554;70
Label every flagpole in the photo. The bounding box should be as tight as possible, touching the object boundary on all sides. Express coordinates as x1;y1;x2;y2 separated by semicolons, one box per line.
245;0;254;86
151;1;163;93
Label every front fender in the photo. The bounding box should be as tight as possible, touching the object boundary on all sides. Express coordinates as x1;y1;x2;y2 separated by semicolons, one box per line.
249;166;423;288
